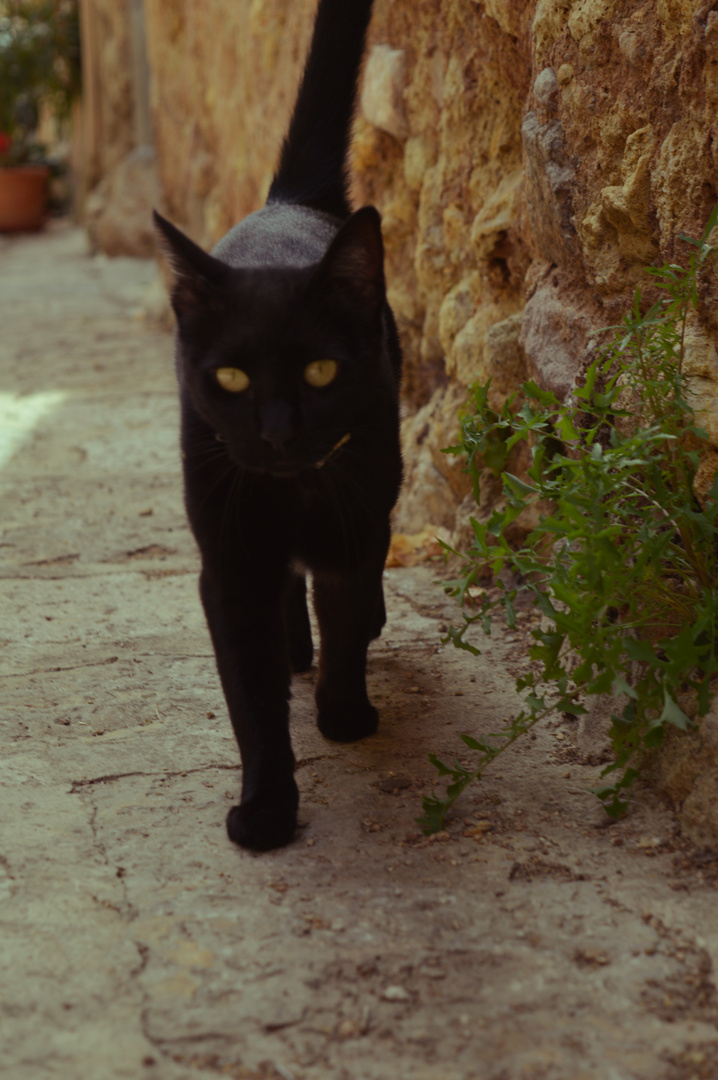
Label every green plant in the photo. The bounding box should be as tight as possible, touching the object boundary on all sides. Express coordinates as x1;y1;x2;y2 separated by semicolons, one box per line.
419;208;718;834
0;0;80;164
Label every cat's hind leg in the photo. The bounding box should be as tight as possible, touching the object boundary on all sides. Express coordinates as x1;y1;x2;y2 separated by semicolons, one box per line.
312;560;384;742
369;580;386;640
286;570;313;672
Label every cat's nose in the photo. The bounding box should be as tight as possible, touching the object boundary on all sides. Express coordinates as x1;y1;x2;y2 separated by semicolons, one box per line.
259;399;295;452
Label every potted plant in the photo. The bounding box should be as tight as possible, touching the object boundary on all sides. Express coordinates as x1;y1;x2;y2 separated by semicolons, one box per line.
0;0;80;231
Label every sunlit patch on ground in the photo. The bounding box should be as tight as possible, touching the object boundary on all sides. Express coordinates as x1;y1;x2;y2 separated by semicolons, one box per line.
0;390;66;469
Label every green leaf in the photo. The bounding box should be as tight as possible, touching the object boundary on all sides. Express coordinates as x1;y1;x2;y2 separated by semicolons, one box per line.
417;797;448;835
702;201;718;243
611;674;638;700
446;777;471;799
504;472;537;498
644;725;666;748
556;413;581;442
657;688;693;732
427;754;454;777
523;380;560;407
624;638;658;665
445;626;481;656
470;517;488;547
487;509;507;538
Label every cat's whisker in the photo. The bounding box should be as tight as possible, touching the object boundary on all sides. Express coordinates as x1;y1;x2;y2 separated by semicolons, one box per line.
184;438;232;468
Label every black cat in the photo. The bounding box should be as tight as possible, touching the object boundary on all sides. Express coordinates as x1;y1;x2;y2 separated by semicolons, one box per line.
154;0;402;851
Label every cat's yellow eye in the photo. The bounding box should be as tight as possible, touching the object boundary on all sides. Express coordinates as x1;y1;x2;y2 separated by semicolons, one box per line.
215;367;250;393
304;359;338;388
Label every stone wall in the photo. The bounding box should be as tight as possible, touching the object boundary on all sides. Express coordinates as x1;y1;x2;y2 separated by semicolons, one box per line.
78;0;159;255
78;0;135;190
138;0;718;531
142;0;319;243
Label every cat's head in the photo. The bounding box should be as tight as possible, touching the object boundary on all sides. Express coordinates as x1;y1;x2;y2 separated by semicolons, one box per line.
154;208;389;479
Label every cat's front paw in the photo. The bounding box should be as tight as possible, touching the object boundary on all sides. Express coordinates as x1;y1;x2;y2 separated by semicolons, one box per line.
317;700;378;742
226;781;299;851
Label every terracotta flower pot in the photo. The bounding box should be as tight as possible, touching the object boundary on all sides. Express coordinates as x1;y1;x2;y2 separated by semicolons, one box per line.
0;165;49;232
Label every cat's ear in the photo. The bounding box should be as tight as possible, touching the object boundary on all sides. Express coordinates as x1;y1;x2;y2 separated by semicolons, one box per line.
318;206;386;309
153;211;228;318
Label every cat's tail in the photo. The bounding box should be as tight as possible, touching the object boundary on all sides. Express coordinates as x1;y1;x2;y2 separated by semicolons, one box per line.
266;0;375;219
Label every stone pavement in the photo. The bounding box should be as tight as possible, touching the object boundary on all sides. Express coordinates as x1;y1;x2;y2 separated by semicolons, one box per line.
2;224;718;1080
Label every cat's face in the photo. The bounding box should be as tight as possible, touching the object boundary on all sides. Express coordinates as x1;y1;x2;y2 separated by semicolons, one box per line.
155;208;387;479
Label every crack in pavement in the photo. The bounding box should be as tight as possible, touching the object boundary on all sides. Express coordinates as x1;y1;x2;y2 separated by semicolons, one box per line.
0;657;121;679
0;653;215;680
69;764;241;791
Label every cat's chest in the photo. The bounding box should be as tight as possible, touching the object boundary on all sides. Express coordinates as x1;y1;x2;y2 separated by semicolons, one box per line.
289;481;381;569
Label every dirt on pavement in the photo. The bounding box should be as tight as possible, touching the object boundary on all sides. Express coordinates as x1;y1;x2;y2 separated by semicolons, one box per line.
2;223;718;1080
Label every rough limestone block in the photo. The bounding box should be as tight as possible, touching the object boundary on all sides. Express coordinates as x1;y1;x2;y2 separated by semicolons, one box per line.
533;66;560;114
599;125;657;264
471;171;524;258
647;697;718;848
522;111;577;268
532;0;572;55
360;44;408;140
438;277;478;363
84;147;160;258
568;0;621;45
693;449;718;506
483;311;526;410
449;304;508;388
394;385;473;533
520;276;591;400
